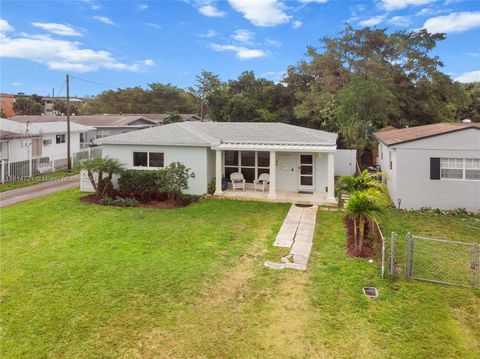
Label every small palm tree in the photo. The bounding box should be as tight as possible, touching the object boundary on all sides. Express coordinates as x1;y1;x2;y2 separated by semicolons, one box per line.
338;169;387;195
345;188;388;254
81;157;123;198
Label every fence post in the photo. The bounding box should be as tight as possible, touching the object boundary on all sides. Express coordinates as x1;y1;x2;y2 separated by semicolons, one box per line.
406;232;413;278
471;243;479;288
28;151;33;178
381;232;386;278
1;160;4;184
390;232;396;274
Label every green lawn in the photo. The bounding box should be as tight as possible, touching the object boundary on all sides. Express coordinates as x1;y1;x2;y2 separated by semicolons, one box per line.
0;168;80;192
1;190;479;358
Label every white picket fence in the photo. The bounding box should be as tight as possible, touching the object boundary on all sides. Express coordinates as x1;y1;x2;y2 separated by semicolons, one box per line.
0;146;102;183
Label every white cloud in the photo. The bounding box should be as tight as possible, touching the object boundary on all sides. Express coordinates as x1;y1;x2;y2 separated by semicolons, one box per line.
93;16;116;25
454;70;480;83
91;4;101;10
231;29;254;43
210;43;267;59
379;0;434;11
0;19;14;32
228;0;291;27
359;15;386;26
423;12;480;33
292;20;302;29
143;59;155;66
12;81;20;86
32;22;82;36
144;22;162;29
1;33;152;73
298;0;328;3
197;1;225;17
265;38;281;47
137;4;148;11
389;16;411;26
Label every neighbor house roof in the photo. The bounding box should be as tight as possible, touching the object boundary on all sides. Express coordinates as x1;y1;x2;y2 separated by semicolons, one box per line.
9;115;158;128
129;113;204;123
1;118;94;135
0;130;39;141
374;122;480;146
95;122;337;151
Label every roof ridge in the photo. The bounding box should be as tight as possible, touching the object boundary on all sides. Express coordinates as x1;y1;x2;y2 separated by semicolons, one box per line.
176;122;218;144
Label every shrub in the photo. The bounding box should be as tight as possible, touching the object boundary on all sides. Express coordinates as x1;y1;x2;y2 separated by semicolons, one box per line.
207;180;216;195
161;162;195;203
118;170;164;192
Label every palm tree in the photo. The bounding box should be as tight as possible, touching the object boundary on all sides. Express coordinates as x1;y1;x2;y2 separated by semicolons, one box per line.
345;188;388;254
338;169;387;195
81;157;123;198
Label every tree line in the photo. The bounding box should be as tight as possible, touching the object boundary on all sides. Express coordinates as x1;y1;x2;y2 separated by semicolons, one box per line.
12;26;480;153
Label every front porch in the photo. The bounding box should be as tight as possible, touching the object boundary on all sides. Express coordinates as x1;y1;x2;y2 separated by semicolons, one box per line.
212;144;337;204
221;188;337;206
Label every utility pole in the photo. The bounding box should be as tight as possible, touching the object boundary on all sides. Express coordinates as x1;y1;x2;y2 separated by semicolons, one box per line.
66;74;71;171
52;87;55;116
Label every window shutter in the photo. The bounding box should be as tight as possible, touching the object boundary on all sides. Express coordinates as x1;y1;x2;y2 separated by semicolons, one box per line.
430;157;440;180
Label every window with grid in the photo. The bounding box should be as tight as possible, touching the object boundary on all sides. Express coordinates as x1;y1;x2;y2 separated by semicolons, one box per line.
133;151;164;168
440;158;480;180
224;151;269;183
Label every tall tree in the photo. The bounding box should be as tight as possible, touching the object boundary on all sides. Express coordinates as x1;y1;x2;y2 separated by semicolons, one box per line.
190;70;222;119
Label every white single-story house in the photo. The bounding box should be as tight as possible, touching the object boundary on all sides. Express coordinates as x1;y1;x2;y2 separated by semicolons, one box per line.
0;118;94;162
375;122;480;212
96;122;343;203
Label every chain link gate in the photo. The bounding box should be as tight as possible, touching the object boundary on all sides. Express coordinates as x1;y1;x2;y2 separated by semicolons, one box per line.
383;232;480;288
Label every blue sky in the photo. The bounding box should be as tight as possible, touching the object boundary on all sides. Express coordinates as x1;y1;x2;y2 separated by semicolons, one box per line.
1;0;479;97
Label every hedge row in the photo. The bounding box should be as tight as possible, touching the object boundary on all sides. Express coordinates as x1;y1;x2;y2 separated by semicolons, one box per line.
118;170;163;192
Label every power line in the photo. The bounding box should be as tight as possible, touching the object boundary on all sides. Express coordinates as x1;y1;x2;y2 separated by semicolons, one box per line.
69;75;120;89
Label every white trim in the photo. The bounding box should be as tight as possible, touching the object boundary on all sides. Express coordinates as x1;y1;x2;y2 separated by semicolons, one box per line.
298;153;315;191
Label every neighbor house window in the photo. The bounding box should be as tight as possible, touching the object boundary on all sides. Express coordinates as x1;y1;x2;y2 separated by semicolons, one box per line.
56;134;65;144
224;151;269;183
133;151;164;168
440;158;480;181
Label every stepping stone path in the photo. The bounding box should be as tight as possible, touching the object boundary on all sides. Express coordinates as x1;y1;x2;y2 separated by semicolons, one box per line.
264;204;318;271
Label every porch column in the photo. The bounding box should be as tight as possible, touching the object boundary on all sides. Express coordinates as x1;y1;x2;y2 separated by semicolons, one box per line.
214;149;223;195
268;150;276;199
327;151;335;201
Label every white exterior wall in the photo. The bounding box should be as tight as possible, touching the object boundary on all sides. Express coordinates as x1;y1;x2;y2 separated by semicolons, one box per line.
102;144;210;195
275;152;329;192
41;131;82;159
0;138;32;162
380;129;480;212
334;149;357;176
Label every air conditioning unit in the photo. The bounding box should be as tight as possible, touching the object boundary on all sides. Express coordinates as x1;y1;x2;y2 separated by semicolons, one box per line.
43;139;52;145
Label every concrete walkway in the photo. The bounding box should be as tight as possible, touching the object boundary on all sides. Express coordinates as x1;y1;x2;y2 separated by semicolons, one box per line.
265;204;318;271
0;175;79;208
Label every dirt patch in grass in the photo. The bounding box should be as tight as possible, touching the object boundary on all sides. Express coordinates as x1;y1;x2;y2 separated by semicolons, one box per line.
344;216;380;258
80;194;197;209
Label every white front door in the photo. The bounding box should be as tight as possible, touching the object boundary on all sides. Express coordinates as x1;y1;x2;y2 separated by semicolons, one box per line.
299;154;314;191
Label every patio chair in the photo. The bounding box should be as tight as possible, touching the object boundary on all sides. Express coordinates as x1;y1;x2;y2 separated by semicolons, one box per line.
254;173;270;192
230;172;246;191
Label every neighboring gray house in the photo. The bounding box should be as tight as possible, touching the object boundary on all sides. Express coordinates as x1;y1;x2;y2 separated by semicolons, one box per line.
375;122;480;212
95;122;339;203
9;115;158;143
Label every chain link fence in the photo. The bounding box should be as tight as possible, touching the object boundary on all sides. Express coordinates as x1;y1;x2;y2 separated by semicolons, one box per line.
381;232;479;288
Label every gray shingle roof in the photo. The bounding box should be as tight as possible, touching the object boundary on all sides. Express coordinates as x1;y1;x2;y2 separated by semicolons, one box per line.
95;122;337;146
